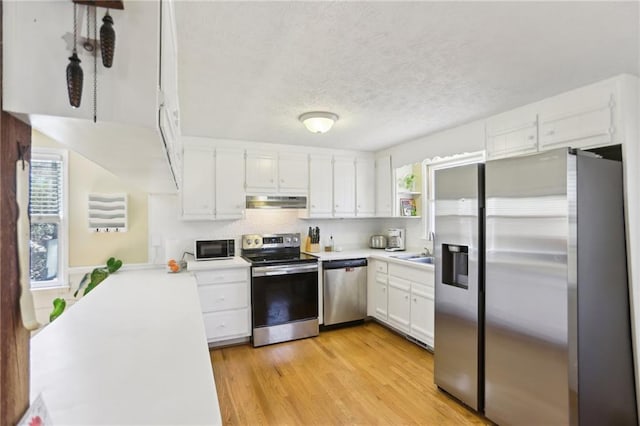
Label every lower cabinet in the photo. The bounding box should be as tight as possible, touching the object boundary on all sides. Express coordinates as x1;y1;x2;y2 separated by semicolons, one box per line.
388;276;411;333
194;267;251;343
368;259;435;349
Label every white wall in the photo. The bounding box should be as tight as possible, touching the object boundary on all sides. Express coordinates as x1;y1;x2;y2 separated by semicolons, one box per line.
148;194;425;263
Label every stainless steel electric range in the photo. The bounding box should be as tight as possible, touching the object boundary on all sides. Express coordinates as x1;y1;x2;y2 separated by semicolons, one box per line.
241;233;319;347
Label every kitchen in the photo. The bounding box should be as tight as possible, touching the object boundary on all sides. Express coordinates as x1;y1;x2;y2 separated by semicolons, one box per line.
1;1;640;425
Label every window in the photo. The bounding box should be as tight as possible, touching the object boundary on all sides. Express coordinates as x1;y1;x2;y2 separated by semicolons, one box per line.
422;151;485;237
30;149;68;289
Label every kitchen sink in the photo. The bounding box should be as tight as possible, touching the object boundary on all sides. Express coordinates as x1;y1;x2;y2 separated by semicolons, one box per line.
407;256;434;264
390;254;435;264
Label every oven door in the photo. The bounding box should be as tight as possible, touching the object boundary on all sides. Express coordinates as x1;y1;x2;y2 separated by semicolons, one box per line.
251;263;318;329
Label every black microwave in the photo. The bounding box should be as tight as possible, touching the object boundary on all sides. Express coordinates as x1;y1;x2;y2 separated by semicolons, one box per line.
194;239;235;261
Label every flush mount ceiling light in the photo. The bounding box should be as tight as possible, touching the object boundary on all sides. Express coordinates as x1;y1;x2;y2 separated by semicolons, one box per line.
299;111;339;134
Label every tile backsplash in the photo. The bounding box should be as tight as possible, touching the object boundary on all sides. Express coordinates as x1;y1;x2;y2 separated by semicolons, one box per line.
148;194;424;263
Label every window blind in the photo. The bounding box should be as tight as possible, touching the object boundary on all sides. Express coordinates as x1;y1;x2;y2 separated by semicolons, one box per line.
30;157;63;217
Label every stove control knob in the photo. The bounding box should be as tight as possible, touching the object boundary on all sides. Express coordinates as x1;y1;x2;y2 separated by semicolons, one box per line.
246;239;252;246
254;239;260;245
292;236;299;244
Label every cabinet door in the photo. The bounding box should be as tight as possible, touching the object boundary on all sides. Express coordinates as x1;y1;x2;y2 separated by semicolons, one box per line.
333;157;356;217
538;81;615;150
278;153;308;194
356;157;375;217
485;106;538;160
245;151;277;193
375;155;393;217
215;148;245;219
182;147;215;219
308;155;333;217
374;278;388;321
388;276;411;332
410;283;435;348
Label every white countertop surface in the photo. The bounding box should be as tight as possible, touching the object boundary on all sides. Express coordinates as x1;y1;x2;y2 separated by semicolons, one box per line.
30;268;222;425
187;255;250;271
304;248;435;270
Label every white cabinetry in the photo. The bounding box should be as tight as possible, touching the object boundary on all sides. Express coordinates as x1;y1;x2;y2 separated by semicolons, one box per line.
194;267;251;343
278;153;309;194
485;75;630;160
538;79;617;151
485;105;538;160
371;261;435;349
356;158;375;217
375;156;393;217
245;150;308;194
333;157;356;217
181;146;244;220
245;151;278;193
307;155;333;218
182;146;215;219
215;149;246;219
387;275;411;333
368;260;389;321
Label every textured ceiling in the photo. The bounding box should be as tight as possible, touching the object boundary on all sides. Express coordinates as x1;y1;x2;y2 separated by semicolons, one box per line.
174;1;639;152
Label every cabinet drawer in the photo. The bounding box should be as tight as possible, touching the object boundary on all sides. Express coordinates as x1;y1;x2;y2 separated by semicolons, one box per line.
198;282;248;312
202;308;250;341
411;282;434;299
375;271;388;285
195;268;248;285
389;263;433;286
372;260;388;274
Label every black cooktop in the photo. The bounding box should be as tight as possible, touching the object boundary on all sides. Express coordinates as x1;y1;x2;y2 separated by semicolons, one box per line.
242;252;318;266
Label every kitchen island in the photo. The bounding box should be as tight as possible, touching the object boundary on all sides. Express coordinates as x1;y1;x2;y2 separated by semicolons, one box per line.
29;268;221;425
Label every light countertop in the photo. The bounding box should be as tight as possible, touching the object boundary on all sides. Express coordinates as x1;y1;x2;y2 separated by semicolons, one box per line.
187;255;250;271
30;268;222;425
303;249;435;271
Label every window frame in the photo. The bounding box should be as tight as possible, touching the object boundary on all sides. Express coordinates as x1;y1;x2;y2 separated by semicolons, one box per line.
30;147;69;290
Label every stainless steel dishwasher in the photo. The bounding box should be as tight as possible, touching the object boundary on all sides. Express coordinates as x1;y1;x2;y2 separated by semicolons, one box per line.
323;258;367;326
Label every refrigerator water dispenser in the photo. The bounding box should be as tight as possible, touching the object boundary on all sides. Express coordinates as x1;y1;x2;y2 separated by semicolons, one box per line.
442;244;469;288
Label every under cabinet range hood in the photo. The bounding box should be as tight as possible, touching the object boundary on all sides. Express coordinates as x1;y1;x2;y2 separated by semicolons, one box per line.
246;195;307;209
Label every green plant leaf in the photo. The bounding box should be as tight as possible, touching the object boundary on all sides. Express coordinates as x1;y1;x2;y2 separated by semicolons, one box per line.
107;258;123;273
83;268;109;296
49;297;66;322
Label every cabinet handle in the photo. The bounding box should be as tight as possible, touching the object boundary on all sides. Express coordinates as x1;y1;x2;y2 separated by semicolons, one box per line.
546;130;555;136
528;135;535;140
280;179;284;183
405;295;409;300
220;323;226;328
311;204;316;208
217;296;225;301
413;297;417;302
335;204;339;208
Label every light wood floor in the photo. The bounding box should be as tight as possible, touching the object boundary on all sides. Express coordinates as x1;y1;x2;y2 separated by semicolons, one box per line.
210;321;490;425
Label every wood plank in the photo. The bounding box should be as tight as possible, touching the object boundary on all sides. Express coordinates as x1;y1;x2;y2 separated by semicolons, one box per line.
211;322;490;425
0;0;33;423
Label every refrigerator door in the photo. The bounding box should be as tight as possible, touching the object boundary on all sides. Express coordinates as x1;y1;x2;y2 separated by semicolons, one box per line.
484;149;571;425
434;163;483;411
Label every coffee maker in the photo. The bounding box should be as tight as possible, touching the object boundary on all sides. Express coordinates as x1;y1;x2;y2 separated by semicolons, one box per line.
385;228;405;251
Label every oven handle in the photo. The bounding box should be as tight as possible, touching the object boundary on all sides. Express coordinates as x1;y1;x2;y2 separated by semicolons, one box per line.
252;263;318;277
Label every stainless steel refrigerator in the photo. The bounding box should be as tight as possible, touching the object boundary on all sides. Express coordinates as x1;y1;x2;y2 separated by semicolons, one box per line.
434;148;637;424
434;163;484;411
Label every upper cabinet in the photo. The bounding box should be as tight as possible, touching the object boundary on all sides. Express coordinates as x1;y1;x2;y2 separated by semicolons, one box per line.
245;151;278;193
375;156;393;217
485;105;538;160
486;75;633;160
159;0;182;188
245;150;308;194
537;79;618;151
333;157;356;217
355;158;375;217
307;155;333;218
278;153;309;194
182;144;245;220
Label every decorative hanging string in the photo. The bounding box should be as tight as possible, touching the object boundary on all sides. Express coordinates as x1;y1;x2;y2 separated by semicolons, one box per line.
73;3;78;53
93;5;97;122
